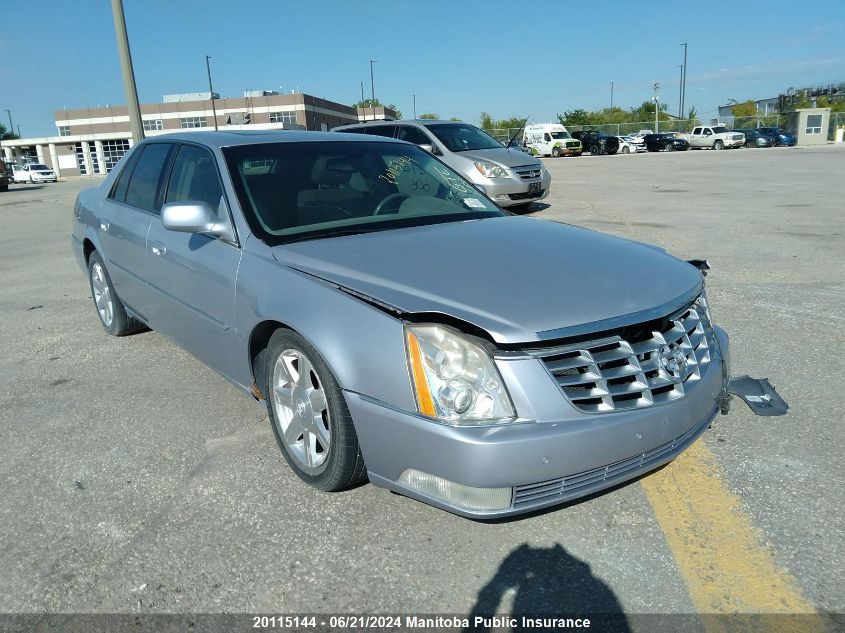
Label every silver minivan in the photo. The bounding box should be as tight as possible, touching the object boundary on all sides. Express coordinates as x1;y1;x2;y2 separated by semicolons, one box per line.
333;120;551;208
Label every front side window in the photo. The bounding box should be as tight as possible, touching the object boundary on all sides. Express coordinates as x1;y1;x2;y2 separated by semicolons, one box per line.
224;141;504;245
124;143;173;213
543;133;551;142
425;124;504;152
165;145;225;216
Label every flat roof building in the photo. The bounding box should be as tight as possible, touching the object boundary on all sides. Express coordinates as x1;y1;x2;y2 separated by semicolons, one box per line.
1;91;397;178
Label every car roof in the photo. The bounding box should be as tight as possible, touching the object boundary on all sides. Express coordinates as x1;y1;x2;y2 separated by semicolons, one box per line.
136;130;405;149
336;119;467;129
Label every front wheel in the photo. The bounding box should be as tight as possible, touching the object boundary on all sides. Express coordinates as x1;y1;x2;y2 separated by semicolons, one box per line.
714;140;724;150
552;146;561;157
590;144;600;155
621;146;630;154
263;329;367;491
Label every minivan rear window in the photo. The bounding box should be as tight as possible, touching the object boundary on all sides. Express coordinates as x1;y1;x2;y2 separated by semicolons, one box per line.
364;125;397;138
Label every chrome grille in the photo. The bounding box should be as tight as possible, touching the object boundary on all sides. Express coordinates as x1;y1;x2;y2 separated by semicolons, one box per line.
534;298;713;413
565;141;581;149
514;165;542;180
732;134;744;141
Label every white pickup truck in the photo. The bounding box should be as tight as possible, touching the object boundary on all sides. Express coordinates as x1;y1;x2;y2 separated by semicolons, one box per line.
687;125;745;150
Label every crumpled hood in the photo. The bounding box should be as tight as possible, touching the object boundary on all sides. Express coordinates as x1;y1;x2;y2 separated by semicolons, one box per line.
272;216;703;344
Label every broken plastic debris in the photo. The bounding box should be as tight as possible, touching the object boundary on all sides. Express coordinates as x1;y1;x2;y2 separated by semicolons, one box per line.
727;376;789;417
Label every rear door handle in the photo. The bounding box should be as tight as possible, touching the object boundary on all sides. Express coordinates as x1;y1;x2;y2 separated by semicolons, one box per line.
100;221;109;232
151;242;167;256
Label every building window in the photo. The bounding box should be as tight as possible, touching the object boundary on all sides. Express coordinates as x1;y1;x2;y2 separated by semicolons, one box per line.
102;139;131;172
179;116;208;129
143;119;163;131
74;142;87;175
805;114;822;134
269;111;297;124
88;142;100;174
57;126;71;136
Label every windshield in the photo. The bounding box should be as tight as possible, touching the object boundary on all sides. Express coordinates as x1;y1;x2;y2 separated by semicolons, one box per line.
30;164;49;170
425;123;504;152
223;141;505;245
712;127;729;134
550;131;571;139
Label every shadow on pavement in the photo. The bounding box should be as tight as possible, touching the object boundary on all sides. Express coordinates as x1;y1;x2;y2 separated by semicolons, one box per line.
464;543;630;632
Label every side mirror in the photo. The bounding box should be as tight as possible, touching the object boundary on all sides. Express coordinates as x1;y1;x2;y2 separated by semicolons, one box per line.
161;201;233;241
430;144;442;156
418;143;433;153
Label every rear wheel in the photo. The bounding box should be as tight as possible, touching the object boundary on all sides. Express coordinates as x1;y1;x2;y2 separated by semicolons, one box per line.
714;140;724;150
87;251;142;336
263;329;367;492
665;143;675;152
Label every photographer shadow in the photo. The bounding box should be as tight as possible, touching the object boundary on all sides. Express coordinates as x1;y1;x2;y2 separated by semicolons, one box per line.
465;543;630;632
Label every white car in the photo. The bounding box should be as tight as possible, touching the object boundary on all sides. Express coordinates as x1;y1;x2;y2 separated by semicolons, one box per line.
10;164;28;183
617;136;645;154
21;163;58;183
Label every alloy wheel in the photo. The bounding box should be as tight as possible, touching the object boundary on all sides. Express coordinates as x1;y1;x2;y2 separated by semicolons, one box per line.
90;262;114;327
271;348;331;474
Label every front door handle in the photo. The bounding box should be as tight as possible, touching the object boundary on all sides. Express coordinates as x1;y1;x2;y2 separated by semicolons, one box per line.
151;242;167;256
100;221;109;232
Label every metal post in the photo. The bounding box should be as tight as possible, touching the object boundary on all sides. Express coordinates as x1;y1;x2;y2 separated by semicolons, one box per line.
360;81;365;104
680;43;688;117
4;110;12;136
653;83;660;133
111;0;144;142
610;82;614;110
678;65;684;118
369;59;377;120
205;55;218;131
413;94;416;119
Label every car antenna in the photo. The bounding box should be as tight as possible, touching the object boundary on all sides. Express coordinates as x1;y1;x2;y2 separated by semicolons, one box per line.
507;115;531;148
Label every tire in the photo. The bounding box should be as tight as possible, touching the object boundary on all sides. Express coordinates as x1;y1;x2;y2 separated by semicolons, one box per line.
263;328;367;492
552;146;561;157
590;144;600;155
714;140;724;150
621;146;630;154
87;251;142;336
665;143;674;152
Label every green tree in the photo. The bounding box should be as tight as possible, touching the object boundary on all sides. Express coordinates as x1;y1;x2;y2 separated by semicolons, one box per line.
0;123;18;140
419;113;439;119
449;117;462;121
558;108;595;126
479;112;527;131
353;98;402;119
730;100;757;117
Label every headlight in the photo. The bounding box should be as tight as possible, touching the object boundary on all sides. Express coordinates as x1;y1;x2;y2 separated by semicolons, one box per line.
473;161;509;179
405;324;515;424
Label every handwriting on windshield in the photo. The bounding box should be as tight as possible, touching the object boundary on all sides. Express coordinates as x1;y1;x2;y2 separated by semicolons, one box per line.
379;155;417;185
432;165;472;196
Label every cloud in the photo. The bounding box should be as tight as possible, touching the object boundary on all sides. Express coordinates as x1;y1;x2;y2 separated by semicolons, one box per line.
690;57;843;84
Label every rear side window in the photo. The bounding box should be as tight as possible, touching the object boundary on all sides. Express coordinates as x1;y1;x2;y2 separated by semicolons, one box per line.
124;143;173;213
110;147;142;202
165;145;224;217
338;127;367;134
364;124;397;138
396;125;432;145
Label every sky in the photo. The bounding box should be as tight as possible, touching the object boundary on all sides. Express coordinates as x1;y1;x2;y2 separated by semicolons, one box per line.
2;0;844;138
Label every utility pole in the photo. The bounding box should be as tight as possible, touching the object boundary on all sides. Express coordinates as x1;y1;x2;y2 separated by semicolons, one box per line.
413;94;416;119
680;42;688;117
110;0;144;142
205;55;218;131
610;82;614;111
369;59;377;120
653;82;660;133
360;81;365;104
4;110;12;136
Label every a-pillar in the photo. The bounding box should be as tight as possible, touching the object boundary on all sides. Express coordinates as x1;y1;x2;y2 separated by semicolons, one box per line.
48;144;61;178
94;140;107;174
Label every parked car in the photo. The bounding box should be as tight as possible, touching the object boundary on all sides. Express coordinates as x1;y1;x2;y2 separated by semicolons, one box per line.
571;130;619;155
735;129;778;148
333;120;550;209
21;162;58;183
627;129;654;144
616;136;643;154
71;131;730;518
10;164;28;183
523;124;583;157
0;159;8;192
644;133;690;152
756;127;797;146
687;126;744;150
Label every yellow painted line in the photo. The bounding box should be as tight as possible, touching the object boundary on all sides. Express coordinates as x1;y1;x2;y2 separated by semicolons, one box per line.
641;439;824;633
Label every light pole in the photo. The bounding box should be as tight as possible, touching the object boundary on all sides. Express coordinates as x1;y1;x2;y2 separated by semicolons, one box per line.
4;110;12;136
680;42;688;117
653;82;660;133
678;65;684;118
205;55;218;131
369;59;377;120
413;94;416;119
610;82;614;111
110;0;144;142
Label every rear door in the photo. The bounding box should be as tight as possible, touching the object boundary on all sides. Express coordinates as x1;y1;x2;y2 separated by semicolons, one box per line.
144;143;242;378
98;142;174;319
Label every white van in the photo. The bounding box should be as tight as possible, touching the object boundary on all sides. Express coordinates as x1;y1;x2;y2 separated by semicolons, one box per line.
523;124;583;157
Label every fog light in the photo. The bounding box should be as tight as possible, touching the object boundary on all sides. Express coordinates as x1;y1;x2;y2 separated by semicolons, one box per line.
398;469;512;511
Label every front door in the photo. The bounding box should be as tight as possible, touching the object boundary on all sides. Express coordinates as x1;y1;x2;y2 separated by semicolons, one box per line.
145;144;242;379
